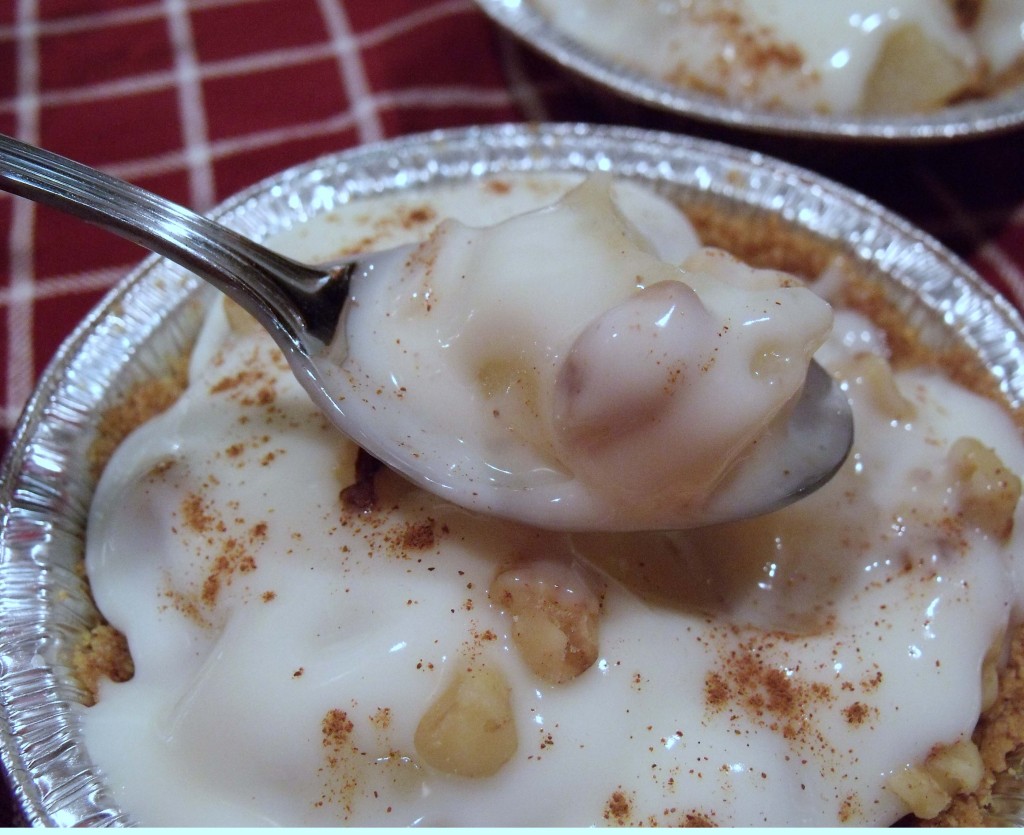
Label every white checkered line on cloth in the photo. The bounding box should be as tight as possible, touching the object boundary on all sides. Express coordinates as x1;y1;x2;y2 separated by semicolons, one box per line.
0;0;537;439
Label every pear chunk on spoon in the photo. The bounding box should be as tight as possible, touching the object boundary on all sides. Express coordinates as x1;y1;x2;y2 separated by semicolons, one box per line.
0;134;852;531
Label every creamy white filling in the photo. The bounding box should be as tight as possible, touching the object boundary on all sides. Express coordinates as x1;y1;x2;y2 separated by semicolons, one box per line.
82;176;1024;826
532;0;997;114
331;175;832;528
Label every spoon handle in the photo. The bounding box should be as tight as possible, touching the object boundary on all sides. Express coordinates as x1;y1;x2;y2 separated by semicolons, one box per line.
0;133;341;353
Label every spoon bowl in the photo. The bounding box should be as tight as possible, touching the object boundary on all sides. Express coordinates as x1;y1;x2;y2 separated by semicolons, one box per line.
0;133;852;530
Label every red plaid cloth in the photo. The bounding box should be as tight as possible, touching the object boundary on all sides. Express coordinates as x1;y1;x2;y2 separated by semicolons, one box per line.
0;0;589;452
0;2;1022;821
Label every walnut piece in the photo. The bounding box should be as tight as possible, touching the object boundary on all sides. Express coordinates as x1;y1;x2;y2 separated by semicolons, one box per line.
222;296;264;335
491;561;601;684
840;352;917;423
949;437;1022;543
414;663;517;777
888;739;984;819
861;23;978;114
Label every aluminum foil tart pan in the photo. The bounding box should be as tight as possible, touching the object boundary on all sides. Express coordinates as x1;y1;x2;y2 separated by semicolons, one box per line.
475;0;1024;141
1;123;1024;826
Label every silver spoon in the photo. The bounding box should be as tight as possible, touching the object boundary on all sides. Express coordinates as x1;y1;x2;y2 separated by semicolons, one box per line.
0;133;853;531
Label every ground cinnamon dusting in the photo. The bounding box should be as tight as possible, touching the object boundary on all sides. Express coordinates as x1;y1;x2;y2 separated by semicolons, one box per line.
663;7;807;99
322;709;355;751
680;811;717;827
401;206;436;228
201;534;260;607
181;492;217;534
704;633;834;739
604;788;633;824
485;179;512;195
402;519;436;550
843;701;872;726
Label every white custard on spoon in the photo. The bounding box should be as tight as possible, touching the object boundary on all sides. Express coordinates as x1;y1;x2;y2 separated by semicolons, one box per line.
328;175;833;529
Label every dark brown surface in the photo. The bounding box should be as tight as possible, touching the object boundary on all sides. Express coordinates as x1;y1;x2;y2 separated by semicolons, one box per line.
1;775;24;827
